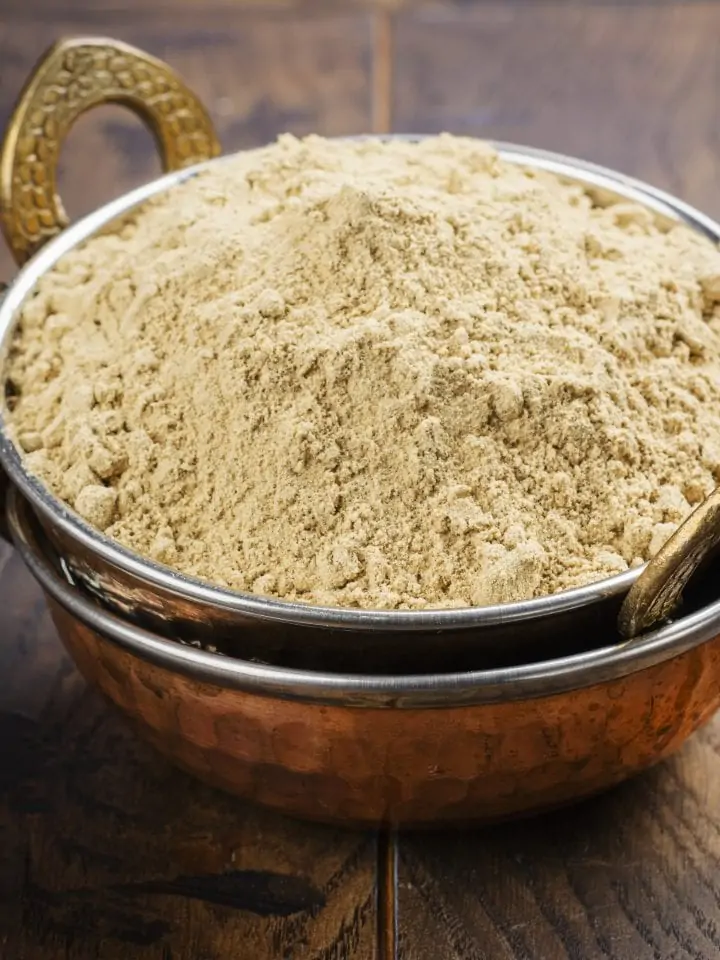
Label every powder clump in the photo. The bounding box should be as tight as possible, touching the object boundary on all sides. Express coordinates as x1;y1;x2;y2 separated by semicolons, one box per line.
7;133;720;609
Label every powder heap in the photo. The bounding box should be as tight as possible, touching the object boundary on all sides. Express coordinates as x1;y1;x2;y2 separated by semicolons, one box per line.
7;134;720;609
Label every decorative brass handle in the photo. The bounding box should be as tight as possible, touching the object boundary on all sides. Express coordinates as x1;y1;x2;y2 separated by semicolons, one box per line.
0;281;8;542
618;486;720;639
0;36;221;267
0;36;220;544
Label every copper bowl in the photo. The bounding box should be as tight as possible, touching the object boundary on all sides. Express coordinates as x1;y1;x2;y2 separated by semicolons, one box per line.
8;485;720;826
2;38;720;673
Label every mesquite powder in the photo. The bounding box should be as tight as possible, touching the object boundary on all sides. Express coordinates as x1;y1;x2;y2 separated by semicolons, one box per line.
7;134;720;608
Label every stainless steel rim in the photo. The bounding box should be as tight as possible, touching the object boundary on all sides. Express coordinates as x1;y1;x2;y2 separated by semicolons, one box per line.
9;486;720;709
2;137;719;633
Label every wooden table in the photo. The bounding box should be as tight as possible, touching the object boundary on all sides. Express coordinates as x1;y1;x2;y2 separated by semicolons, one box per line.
2;2;720;957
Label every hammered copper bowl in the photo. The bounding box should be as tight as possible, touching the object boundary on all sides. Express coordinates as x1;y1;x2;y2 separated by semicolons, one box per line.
8;486;720;826
2;38;720;674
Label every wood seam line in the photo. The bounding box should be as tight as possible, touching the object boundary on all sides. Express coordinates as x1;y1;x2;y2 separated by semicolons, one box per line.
371;9;393;133
377;829;399;960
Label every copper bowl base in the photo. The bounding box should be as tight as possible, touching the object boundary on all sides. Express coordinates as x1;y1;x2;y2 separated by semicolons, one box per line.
45;596;720;826
10;490;720;827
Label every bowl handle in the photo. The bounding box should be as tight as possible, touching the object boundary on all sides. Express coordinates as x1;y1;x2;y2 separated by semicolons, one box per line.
0;36;221;542
618;486;720;640
0;282;7;542
0;35;221;266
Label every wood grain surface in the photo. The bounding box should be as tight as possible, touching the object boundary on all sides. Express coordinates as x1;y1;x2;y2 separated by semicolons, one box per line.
3;1;720;958
391;4;720;958
397;739;720;959
392;2;720;220
0;5;378;958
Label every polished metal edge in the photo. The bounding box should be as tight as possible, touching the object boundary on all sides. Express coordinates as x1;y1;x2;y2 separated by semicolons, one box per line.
1;137;718;632
9;486;720;709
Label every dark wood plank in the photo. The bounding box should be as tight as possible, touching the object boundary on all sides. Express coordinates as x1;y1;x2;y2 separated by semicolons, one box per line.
3;0;711;11
394;4;720;957
0;546;377;959
0;5;374;281
392;2;720;219
397;733;720;960
0;8;379;954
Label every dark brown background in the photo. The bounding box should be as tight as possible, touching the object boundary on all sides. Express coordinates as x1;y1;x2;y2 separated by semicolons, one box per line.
2;2;720;958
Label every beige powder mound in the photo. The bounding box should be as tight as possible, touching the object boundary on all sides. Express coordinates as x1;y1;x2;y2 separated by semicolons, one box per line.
7;134;720;609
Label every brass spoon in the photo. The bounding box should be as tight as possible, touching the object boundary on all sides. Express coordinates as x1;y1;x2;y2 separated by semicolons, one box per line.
618;486;720;639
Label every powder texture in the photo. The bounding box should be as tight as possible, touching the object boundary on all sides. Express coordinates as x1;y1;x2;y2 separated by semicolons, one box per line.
7;134;720;609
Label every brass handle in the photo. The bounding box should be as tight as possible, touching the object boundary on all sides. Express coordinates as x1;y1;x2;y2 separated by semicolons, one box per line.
0;36;221;266
0;281;9;542
618;486;720;639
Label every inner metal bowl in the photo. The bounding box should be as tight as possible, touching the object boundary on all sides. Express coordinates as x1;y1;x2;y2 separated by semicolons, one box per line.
3;140;719;673
9;485;720;826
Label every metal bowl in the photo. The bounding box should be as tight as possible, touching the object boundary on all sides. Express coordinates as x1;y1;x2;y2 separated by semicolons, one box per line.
9;484;720;826
2;37;719;673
